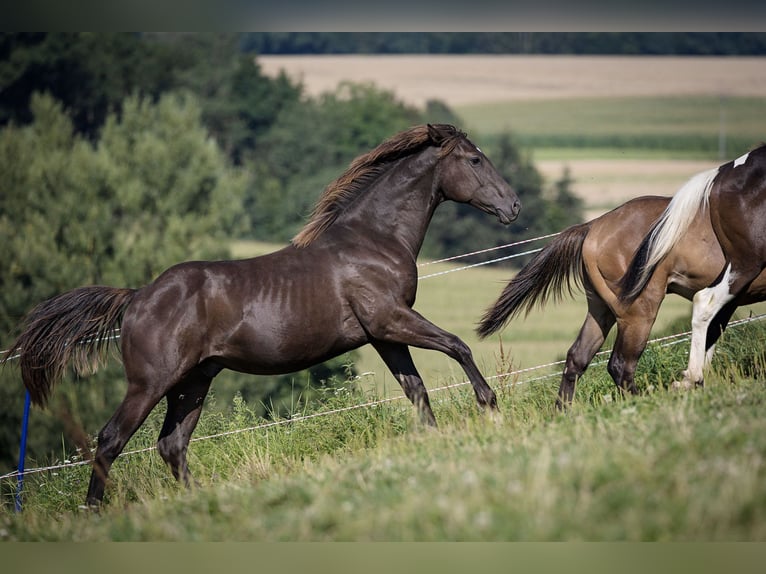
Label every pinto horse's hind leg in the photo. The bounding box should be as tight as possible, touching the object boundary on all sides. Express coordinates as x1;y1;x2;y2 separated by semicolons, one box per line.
157;364;216;486
372;341;437;426
607;316;655;396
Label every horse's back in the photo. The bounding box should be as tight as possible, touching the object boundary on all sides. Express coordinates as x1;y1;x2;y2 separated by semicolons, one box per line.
119;248;370;379
583;197;669;288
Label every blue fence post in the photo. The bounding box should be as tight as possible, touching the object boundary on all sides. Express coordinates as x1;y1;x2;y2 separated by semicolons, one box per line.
15;390;31;513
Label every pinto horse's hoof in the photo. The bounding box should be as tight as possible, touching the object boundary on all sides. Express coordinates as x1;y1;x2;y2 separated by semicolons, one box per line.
671;377;702;391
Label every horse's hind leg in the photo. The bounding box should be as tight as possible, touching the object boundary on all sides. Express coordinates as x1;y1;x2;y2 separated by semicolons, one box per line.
557;299;615;409
157;365;216;487
372;341;437;426
86;386;166;507
607;316;655;396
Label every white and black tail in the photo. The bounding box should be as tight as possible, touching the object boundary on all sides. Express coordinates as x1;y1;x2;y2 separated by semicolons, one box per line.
619;167;719;303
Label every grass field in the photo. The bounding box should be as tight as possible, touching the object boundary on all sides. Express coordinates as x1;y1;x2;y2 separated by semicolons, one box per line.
4;319;766;540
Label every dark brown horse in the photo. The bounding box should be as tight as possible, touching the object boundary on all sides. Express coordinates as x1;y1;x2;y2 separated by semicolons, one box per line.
477;190;766;406
3;124;520;506
620;144;766;390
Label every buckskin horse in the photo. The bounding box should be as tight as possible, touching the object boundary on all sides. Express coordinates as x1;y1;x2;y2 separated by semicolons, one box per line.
477;185;766;407
620;144;766;390
3;124;521;506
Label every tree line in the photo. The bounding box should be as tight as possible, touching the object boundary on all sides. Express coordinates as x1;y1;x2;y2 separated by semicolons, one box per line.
242;32;766;55
0;33;582;475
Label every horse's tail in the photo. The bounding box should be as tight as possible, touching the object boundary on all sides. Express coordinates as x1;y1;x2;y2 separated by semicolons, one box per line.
2;286;137;407
476;223;591;339
619;167;719;304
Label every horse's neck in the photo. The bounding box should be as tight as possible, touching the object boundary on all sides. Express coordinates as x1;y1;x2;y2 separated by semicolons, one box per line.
344;154;440;258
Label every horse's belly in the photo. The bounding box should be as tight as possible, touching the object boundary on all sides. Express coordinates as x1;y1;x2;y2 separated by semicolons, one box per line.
211;308;368;376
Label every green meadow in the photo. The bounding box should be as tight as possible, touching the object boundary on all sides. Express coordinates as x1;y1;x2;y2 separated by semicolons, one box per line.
5;188;766;541
3;314;766;540
455;95;766;160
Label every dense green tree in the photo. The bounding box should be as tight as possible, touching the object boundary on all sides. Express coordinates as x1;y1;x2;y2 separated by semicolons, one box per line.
155;33;301;164
0;33;181;139
0;33;302;165
242;32;766;55
0;92;245;474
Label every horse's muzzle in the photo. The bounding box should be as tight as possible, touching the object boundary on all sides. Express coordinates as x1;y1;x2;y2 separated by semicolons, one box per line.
496;199;521;224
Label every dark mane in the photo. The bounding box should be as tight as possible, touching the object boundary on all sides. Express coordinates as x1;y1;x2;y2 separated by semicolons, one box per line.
292;124;466;247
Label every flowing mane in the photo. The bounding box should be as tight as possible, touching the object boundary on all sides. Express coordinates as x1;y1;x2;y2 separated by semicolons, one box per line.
292;124;466;247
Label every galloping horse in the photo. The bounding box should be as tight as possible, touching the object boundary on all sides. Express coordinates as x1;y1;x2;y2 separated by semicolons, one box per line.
3;124;521;506
477;191;766;407
620;144;766;390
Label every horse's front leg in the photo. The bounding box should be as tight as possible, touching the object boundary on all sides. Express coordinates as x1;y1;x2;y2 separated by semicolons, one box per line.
371;340;437;426
365;305;498;412
676;264;743;389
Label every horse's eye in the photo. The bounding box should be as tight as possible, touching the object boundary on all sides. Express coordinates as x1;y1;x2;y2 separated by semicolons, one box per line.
470;156;481;166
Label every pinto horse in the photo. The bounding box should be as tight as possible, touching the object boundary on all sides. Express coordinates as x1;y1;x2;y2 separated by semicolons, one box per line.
477;191;766;407
620;144;766;390
3;124;520;506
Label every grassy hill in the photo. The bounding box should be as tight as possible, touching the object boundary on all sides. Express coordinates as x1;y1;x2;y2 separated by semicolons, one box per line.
3;316;766;540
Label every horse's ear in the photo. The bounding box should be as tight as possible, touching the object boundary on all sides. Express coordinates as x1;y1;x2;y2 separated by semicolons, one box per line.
427;123;452;145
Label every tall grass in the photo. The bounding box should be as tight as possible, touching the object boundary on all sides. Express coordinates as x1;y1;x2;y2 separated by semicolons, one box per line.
3;315;766;540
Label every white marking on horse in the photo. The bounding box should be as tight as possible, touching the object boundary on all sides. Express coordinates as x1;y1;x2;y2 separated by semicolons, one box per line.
734;152;750;168
682;264;737;386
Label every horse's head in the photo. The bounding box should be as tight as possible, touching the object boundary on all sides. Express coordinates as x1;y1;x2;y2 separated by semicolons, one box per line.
430;124;521;225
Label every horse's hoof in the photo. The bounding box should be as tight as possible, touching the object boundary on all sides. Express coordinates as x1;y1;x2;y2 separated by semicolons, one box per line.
671;379;695;391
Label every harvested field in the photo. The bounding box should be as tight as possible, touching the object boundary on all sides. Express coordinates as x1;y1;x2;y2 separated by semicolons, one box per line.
259;55;766;106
